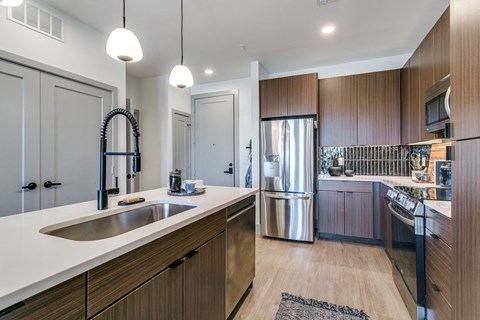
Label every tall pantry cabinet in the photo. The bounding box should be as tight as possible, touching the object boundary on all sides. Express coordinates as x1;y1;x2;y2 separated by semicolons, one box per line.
450;0;480;319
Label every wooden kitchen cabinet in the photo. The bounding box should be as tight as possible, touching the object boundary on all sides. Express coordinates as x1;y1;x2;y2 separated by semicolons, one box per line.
357;70;400;145
184;232;226;320
419;29;436;142
408;48;422;143
260;77;288;118
260;73;317;118
401;61;411;144
317;181;374;240
93;232;226;320
92;266;183;320
344;191;373;238
318;190;345;235
319;75;358;146
425;206;452;320
0;275;85;320
434;8;450;84
319;70;400;147
400;6;450;144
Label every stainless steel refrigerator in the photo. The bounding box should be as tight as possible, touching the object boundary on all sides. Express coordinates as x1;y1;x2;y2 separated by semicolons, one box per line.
260;117;315;242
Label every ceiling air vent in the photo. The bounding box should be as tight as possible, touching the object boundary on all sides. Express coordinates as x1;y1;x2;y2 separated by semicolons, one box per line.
316;0;338;6
7;0;64;42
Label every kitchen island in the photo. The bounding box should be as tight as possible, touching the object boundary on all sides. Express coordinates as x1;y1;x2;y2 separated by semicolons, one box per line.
0;186;258;317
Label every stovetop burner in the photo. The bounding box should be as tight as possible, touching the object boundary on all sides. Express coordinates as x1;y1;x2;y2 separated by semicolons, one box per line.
394;186;451;202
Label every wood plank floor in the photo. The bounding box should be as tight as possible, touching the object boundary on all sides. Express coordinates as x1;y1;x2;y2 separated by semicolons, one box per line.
233;236;411;320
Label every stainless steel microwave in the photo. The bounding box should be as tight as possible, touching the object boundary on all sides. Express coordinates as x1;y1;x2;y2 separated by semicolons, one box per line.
425;74;450;133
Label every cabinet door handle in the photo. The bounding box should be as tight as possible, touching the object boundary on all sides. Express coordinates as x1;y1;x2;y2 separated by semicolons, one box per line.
430;233;440;240
168;259;184;269
21;182;37;190
185;250;198;259
431;283;441;292
44;181;62;188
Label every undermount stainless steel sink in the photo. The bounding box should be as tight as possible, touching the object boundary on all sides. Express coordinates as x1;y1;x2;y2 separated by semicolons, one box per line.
42;202;196;241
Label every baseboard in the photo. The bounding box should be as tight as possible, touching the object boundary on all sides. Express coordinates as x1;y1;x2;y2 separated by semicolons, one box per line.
318;233;383;246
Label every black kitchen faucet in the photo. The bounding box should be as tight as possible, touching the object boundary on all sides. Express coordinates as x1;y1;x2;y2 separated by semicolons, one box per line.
98;108;141;210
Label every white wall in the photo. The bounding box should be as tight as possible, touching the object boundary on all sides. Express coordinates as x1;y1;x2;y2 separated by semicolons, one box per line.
191;77;252;188
269;54;410;79
134;75;191;191
126;75;142;108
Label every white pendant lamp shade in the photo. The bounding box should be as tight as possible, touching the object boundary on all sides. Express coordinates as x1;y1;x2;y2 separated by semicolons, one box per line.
0;0;23;6
169;64;194;88
106;27;143;63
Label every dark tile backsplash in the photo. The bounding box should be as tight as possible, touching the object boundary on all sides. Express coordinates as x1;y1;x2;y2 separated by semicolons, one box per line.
319;145;431;176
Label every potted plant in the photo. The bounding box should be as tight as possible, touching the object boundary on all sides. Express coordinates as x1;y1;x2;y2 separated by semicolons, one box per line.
410;153;423;182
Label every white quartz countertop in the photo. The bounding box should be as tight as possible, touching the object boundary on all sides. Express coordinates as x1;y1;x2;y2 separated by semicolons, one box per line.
318;175;451;218
424;200;451;219
0;186;258;310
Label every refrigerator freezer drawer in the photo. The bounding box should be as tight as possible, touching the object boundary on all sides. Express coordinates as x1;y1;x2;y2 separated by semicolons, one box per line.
261;191;314;242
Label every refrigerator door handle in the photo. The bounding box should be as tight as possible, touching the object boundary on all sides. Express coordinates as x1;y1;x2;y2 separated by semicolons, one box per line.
284;121;290;191
263;193;311;200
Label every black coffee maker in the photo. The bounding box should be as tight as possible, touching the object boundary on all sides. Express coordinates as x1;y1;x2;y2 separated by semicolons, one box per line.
169;169;182;192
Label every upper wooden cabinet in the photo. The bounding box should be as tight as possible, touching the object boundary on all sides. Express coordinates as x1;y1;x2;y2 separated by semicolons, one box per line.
451;1;480;140
357;70;400;145
319;70;400;147
400;7;450;144
319;75;358;146
434;7;450;83
260;73;317;118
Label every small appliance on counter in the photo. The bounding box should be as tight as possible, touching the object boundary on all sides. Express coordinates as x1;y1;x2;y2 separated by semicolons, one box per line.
434;160;452;187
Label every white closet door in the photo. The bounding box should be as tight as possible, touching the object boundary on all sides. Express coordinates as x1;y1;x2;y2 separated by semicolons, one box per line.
40;74;113;209
0;60;40;217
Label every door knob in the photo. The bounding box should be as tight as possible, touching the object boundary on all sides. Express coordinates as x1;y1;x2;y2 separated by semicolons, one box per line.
44;181;62;188
22;182;37;190
224;168;233;174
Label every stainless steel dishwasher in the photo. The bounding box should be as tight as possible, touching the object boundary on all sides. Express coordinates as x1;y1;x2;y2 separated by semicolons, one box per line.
226;195;256;318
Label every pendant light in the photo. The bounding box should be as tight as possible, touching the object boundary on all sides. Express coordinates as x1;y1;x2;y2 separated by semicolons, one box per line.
106;0;143;63
0;0;23;6
169;0;194;88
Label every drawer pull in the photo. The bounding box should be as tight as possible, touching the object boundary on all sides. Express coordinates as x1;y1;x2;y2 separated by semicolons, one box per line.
431;233;440;240
431;283;441;292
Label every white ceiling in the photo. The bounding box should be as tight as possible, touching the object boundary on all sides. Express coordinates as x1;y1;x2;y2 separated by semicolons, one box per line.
40;0;450;84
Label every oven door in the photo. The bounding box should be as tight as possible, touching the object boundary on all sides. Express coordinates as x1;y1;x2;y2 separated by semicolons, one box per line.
388;202;426;318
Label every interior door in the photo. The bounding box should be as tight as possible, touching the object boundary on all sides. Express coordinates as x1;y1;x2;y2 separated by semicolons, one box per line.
40;74;112;209
173;111;192;180
194;94;234;186
0;60;40;216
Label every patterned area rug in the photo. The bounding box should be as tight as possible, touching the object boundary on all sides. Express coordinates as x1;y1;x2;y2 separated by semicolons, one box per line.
275;293;369;320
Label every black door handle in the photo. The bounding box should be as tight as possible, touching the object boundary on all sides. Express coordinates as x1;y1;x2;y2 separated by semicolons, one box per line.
44;181;62;188
22;182;37;190
224;168;233;174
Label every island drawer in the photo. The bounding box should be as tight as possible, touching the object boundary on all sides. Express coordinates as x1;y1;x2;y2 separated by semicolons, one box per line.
86;209;226;318
425;206;451;247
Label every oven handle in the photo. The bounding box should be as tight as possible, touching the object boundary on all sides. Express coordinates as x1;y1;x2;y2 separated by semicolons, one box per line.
387;202;415;227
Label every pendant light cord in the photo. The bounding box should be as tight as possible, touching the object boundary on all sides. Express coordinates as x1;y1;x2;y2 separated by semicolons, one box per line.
122;0;126;28
180;0;184;65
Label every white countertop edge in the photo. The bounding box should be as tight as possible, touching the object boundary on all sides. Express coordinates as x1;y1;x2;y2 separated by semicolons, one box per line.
0;187;258;310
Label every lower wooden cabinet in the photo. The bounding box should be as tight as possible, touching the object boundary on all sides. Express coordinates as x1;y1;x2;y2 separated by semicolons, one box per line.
318;181;374;240
92;266;183;320
425;206;452;320
0;275;85;320
93;232;226;320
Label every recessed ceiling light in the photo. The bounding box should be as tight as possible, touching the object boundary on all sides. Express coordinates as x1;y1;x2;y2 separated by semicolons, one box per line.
322;25;335;34
204;69;214;75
